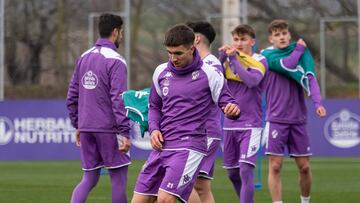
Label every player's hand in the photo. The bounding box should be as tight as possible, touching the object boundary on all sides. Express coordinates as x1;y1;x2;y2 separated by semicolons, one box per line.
219;45;231;52
75;130;80;147
223;103;240;118
225;46;237;56
316;105;327;117
297;38;307;47
117;134;131;153
150;130;164;150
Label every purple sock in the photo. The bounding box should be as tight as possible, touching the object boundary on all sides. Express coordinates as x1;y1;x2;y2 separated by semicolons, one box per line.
239;163;255;203
108;166;128;203
71;169;100;203
227;168;241;198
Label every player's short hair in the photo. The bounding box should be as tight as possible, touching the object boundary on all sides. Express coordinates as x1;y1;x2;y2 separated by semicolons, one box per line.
98;13;123;38
164;24;195;47
231;24;256;39
186;21;216;45
268;19;289;34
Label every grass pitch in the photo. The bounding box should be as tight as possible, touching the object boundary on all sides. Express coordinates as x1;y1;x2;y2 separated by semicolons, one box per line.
0;157;359;202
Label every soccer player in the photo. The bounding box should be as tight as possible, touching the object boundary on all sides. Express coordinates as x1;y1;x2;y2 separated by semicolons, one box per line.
66;13;131;203
218;24;268;203
186;21;222;203
261;19;326;203
131;24;240;203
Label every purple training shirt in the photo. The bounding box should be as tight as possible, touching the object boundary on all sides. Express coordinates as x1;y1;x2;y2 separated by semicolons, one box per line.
148;49;238;154
66;38;130;137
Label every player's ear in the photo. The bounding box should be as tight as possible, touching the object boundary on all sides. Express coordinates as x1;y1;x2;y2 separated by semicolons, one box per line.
268;36;273;44
195;34;201;45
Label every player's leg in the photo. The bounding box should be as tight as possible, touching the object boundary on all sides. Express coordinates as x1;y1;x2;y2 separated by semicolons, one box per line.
71;132;103;203
108;166;128;203
131;193;157;203
132;150;164;203
191;138;219;203
70;169;101;203
98;132;131;203
264;122;289;202
157;190;178;203
188;188;201;203
158;150;204;203
289;123;312;203
295;157;311;201
223;130;241;198
193;177;214;203
238;128;262;203
268;155;283;202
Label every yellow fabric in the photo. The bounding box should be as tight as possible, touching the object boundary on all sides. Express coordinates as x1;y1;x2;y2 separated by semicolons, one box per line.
224;51;266;82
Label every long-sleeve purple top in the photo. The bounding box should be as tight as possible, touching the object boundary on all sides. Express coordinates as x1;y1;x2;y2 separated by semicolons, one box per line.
280;44;323;108
202;54;223;139
263;44;313;124
220;52;268;128
66;39;130;137
148;49;238;154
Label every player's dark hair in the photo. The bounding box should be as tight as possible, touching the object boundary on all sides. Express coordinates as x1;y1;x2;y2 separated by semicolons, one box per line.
186;21;216;45
98;13;123;38
231;24;256;39
268;19;289;34
164;24;195;47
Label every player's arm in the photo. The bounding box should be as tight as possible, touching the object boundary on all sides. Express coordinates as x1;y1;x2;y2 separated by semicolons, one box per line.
205;67;240;119
308;74;326;117
280;39;306;69
66;58;80;130
148;83;164;150
218;45;231;64
228;55;265;88
109;60;131;152
109;60;131;137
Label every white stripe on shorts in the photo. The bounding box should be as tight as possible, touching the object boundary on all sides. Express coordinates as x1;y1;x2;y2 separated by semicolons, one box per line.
177;151;204;189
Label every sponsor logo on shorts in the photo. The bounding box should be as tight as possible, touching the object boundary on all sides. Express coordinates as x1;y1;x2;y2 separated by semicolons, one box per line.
324;109;360;148
182;174;191;184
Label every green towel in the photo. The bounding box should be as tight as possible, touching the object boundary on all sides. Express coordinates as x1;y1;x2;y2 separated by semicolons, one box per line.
261;42;316;95
122;88;150;137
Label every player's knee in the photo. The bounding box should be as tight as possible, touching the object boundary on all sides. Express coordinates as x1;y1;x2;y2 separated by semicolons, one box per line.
157;192;177;203
227;169;241;182
299;163;311;175
194;181;209;195
269;162;282;174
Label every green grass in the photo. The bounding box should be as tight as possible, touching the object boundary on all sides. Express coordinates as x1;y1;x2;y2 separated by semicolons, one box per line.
0;158;359;202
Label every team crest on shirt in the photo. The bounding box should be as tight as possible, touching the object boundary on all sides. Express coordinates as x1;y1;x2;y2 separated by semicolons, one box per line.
81;70;98;89
163;78;170;87
192;71;199;80
271;129;278;139
162;87;169;96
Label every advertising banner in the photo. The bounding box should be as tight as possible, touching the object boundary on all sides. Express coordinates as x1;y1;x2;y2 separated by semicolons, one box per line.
0;99;359;160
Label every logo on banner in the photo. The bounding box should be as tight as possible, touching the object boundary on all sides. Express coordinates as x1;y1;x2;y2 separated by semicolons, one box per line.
0;117;76;145
0;117;14;145
324;109;360;148
81;70;98;89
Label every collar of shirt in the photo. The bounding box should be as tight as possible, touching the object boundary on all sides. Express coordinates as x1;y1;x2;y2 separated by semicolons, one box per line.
168;48;203;75
95;38;117;50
